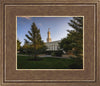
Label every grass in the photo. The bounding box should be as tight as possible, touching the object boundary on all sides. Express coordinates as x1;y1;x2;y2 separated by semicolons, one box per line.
17;55;83;69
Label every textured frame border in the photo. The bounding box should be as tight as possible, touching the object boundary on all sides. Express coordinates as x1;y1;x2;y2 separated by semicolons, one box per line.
4;4;95;83
0;0;100;86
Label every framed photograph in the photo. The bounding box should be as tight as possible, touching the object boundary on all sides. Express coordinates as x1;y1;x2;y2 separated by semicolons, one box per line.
17;16;83;70
0;0;100;86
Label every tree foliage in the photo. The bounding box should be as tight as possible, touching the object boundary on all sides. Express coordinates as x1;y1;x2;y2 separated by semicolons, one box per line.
24;22;46;60
17;39;21;51
59;17;83;56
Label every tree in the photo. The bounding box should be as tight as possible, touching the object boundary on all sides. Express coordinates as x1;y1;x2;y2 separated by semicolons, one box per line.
68;17;83;55
17;39;21;51
59;38;73;52
59;17;83;56
22;39;32;54
25;22;46;60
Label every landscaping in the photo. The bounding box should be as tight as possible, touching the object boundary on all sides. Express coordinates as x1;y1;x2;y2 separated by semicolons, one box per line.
17;55;83;69
17;17;83;69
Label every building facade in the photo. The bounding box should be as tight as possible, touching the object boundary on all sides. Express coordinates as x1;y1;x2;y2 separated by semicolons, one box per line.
45;28;60;51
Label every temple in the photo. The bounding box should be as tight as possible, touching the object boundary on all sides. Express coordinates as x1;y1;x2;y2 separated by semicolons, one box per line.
47;28;52;42
45;28;60;51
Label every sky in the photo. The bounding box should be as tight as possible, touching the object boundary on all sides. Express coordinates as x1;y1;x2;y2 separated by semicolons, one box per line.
17;17;74;46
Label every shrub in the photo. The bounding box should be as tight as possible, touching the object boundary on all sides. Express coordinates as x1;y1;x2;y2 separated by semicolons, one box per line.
46;50;63;57
45;51;53;55
51;52;56;56
55;50;63;57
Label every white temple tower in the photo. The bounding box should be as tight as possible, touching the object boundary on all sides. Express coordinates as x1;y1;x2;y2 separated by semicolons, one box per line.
47;28;52;42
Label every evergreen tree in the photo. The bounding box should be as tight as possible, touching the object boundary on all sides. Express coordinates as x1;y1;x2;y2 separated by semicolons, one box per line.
68;17;83;55
25;22;45;60
17;39;21;51
59;17;83;56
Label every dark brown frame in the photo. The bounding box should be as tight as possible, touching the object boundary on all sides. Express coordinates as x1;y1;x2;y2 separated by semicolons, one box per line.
0;0;100;86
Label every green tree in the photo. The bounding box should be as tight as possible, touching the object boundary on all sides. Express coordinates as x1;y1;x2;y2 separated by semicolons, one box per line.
59;17;83;56
22;39;32;54
59;38;73;52
17;39;21;51
25;22;46;60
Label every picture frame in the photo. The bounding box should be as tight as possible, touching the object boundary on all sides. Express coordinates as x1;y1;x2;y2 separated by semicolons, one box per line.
0;0;100;86
16;16;84;70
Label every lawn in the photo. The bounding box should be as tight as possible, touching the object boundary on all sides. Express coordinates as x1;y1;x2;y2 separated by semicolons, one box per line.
17;55;83;69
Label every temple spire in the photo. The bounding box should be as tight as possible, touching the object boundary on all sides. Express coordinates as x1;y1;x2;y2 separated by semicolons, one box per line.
47;28;52;42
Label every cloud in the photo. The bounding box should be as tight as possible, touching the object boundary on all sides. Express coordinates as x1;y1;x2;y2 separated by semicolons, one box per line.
20;16;32;20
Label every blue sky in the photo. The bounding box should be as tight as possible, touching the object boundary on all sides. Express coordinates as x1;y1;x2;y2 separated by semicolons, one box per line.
17;17;74;46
